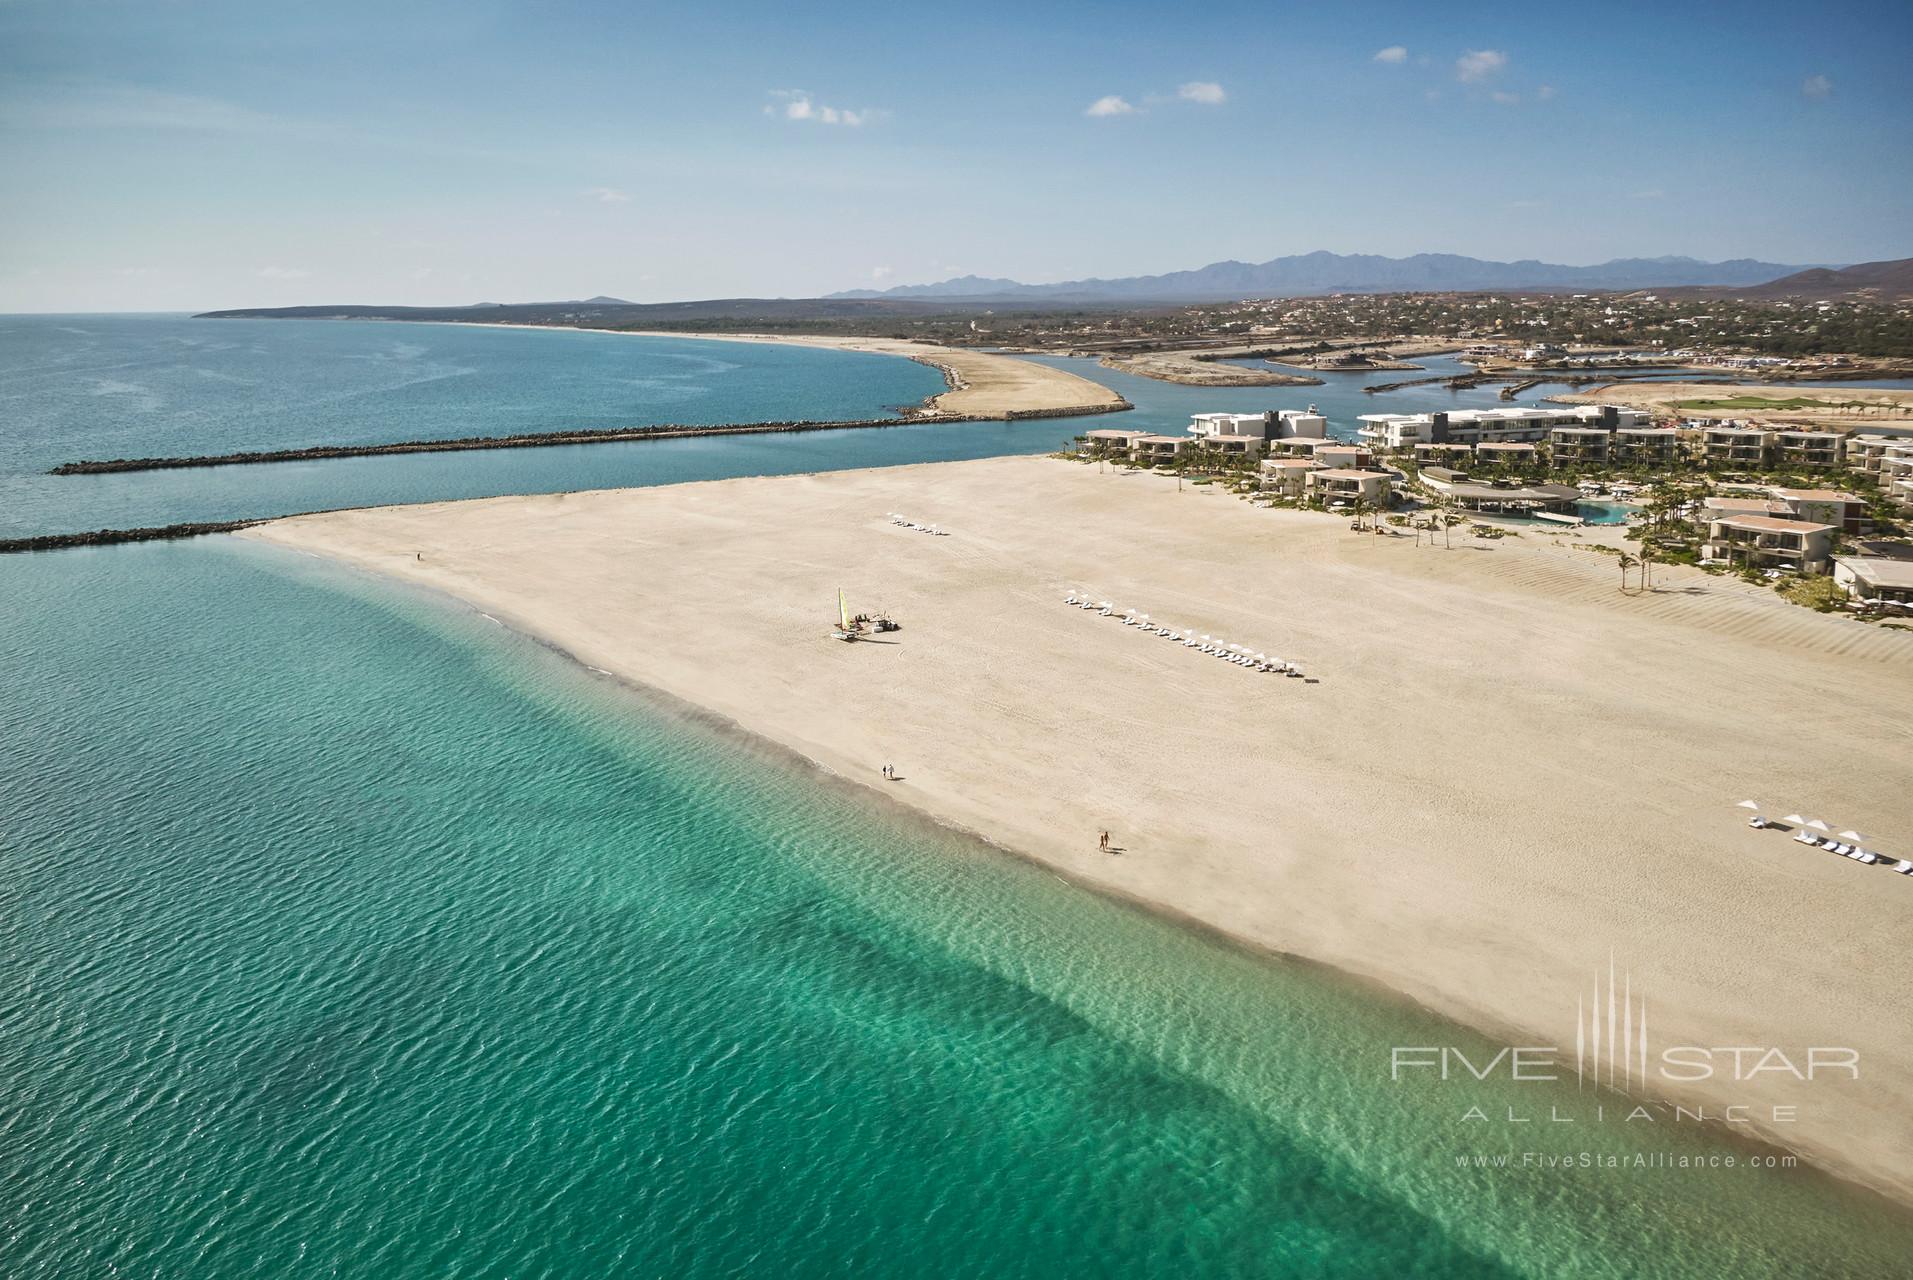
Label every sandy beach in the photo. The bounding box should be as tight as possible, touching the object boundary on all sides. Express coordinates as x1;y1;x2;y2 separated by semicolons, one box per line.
1097;347;1326;387
620;331;1129;419
248;456;1913;1203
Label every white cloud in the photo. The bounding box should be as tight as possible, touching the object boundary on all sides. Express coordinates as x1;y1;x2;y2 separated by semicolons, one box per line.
1491;90;1520;105
1802;74;1832;99
1536;84;1556;101
1177;81;1226;105
767;90;878;126
1456;49;1509;82
1373;46;1408;64
585;186;631;204
1084;95;1136;118
871;266;893;281
255;266;310;280
941;264;964;275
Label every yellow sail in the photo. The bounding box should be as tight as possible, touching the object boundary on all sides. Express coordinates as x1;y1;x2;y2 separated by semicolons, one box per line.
839;588;850;630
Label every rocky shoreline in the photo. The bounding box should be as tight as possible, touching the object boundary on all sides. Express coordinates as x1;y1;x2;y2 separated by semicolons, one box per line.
0;520;261;555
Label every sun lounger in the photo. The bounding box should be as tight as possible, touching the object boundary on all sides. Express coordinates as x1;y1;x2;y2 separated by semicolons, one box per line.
1794;832;1820;845
1894;861;1913;875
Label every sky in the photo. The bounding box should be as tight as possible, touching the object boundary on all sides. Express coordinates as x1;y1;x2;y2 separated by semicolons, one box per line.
1;0;1908;311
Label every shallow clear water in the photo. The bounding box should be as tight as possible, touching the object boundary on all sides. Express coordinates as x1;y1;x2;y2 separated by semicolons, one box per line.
4;541;1910;1278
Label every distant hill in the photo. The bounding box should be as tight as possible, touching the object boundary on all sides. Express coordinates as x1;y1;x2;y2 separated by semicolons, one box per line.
829;251;1817;303
1714;257;1913;301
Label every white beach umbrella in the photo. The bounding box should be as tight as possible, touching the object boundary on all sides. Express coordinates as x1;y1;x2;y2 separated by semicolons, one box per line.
1838;830;1866;842
1736;800;1760;810
1782;814;1805;826
1805;819;1832;833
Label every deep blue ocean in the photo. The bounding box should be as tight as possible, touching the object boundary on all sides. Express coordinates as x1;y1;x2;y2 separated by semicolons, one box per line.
4;316;1911;1277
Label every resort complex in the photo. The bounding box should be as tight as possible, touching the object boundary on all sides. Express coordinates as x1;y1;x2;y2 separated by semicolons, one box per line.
1075;404;1913;609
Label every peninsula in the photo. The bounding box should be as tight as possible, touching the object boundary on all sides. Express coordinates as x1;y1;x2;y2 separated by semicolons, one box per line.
247;454;1913;1205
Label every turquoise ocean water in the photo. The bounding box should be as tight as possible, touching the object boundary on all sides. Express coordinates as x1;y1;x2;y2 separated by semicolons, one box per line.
5;317;1913;1276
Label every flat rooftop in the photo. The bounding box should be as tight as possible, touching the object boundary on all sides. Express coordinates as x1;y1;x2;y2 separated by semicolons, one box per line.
1837;557;1913;589
1712;515;1832;534
1772;488;1863;502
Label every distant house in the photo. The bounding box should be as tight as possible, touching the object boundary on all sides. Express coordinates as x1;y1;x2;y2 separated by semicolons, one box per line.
1611;427;1682;466
1132;434;1191;461
1305;468;1393;508
1187;408;1327;443
1703;515;1835;574
1702;427;1773;468
1258;457;1320;498
1474;441;1541;468
1079;429;1148;456
1771;429;1844;469
1549;426;1612;466
1769;487;1867;533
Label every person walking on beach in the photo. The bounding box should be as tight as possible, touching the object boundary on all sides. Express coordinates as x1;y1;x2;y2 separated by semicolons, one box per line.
1098;830;1110;854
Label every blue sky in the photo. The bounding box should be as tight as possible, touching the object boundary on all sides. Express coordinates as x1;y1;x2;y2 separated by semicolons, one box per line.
1;0;1907;310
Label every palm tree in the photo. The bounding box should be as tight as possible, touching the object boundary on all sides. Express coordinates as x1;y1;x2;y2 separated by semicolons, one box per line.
1617;552;1639;594
1639;546;1653;593
1351;496;1369;532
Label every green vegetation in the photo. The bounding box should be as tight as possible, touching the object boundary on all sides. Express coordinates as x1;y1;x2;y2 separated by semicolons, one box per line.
1777;576;1848;612
1672;396;1873;413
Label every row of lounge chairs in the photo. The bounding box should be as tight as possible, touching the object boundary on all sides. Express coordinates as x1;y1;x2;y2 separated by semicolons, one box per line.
1748;810;1910;874
886;513;947;536
1061;594;1304;677
1789;829;1911;872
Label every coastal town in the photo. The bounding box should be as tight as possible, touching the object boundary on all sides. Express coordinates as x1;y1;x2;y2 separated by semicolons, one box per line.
1074;402;1913;617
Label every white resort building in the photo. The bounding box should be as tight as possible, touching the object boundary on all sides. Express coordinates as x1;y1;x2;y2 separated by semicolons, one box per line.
1305;468;1393;508
1356;405;1648;452
1188;408;1328;443
1703;514;1836;574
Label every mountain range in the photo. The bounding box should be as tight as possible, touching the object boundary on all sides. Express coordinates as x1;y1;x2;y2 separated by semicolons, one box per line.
829;251;1820;302
1710;257;1913;301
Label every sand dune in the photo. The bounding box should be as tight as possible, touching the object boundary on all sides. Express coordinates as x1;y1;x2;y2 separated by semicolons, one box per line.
248;455;1913;1202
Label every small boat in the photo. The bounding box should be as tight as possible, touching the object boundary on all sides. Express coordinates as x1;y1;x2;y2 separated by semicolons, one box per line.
832;588;861;642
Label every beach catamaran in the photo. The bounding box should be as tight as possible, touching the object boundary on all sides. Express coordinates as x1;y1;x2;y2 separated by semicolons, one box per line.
833;589;900;642
832;589;861;642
